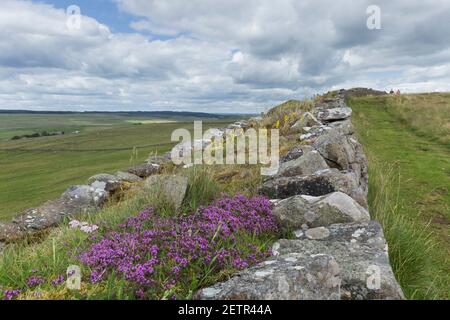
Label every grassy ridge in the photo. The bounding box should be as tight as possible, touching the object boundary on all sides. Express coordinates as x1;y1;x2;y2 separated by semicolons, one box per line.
348;94;450;299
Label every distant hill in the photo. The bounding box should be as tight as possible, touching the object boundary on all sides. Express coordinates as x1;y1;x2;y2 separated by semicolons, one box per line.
0;110;253;119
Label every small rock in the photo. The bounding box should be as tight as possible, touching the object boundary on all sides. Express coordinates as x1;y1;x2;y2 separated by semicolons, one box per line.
127;163;160;178
87;174;121;192
115;171;143;183
144;175;188;210
316;107;352;122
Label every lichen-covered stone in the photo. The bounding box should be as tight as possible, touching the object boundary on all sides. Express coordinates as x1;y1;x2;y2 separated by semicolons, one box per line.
197;254;341;300
272;192;370;231
316;107;352;122
144;175;188;210
259;169;367;208
127;163;160;178
87;174;121;192
276;221;405;300
115;171;143;183
278;150;329;177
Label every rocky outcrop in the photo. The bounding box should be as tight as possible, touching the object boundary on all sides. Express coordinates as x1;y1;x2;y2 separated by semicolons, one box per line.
199;90;404;300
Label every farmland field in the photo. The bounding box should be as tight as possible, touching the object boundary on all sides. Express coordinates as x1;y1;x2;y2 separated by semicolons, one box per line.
0;113;239;220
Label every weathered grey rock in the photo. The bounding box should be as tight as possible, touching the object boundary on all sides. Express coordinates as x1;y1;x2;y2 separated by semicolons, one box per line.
272;192;370;231
115;171;143;183
127;163;160;178
290;112;322;133
87;174;121;192
314;98;346;111
316;107;352;122
275;221;405;300
61;185;107;209
299;126;332;142
328;119;354;136
13;185;107;231
197;254;341;300
278;150;329;177
280;145;314;163
0;222;24;242
312;129;354;170
259;169;367;208
312;129;368;194
144;175;188;210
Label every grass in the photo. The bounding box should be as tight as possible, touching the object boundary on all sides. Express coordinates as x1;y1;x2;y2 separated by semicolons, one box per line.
348;94;450;299
0;167;278;300
0;116;236;220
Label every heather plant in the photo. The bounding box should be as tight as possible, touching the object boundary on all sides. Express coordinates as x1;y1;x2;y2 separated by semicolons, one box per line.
79;194;278;299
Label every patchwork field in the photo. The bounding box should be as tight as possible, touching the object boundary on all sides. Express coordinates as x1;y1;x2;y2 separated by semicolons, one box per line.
0;113;238;220
348;93;450;299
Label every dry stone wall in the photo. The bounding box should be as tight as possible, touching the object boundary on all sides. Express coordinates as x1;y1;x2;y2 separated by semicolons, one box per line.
0;89;404;300
197;90;405;300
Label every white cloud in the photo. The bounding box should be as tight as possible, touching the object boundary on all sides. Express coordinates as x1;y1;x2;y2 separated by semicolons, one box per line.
0;0;449;112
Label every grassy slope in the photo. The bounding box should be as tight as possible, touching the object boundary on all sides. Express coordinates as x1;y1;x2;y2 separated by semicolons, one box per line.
348;94;450;299
0;118;234;220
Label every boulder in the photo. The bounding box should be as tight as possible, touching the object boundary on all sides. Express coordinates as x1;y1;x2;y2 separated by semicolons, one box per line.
87;174;121;192
314;98;346;110
290;112;322;133
273;221;405;300
328;119;354;136
61;185;107;209
272;192;370;231
127;163;160;178
312;130;368;193
312;129;355;170
278;150;329;177
144;175;188;210
0;222;24;242
280;145;314;163
259;169;367;208
197;254;341;300
316;107;352;122
115;171;143;183
13;185;107;231
299;126;332;142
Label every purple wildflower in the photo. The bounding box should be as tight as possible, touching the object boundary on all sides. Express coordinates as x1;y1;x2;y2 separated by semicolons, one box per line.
26;275;45;288
51;275;65;286
79;194;278;297
2;289;21;300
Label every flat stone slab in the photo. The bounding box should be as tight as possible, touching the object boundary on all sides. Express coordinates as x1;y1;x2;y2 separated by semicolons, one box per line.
259;168;367;208
197;254;341;300
316;107;352;122
273;221;405;300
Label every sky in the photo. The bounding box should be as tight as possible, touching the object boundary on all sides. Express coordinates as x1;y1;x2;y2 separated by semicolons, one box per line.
0;0;449;113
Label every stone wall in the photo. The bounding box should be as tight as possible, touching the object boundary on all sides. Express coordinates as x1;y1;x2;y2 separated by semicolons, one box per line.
0;89;404;300
197;90;405;300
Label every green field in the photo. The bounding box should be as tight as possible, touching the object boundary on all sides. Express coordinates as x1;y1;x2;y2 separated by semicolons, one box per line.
348;93;450;299
0;113;237;220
